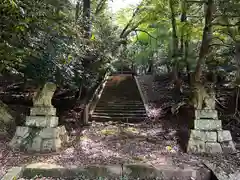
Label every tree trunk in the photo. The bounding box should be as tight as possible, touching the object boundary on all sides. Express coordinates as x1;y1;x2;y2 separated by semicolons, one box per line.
75;84;83;100
235;41;240;86
181;0;190;77
147;59;153;74
194;0;214;82
83;0;91;38
75;0;81;22
191;0;214;109
169;0;181;102
236;42;240;66
185;41;192;84
169;0;179;77
181;0;191;84
180;0;187;58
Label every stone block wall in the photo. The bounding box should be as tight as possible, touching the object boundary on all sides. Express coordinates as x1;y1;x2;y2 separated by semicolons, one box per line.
187;109;236;154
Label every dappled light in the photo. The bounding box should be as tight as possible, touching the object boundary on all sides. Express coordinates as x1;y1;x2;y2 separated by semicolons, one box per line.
146;107;163;119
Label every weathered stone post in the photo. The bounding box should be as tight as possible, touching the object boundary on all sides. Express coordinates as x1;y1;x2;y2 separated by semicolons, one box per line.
9;82;69;152
187;102;236;154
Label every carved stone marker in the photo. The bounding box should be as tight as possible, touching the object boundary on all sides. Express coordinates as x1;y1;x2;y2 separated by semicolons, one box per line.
33;82;56;107
9;82;69;153
187;109;236;154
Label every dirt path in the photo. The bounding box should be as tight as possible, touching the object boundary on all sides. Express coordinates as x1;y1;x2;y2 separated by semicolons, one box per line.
0;120;201;177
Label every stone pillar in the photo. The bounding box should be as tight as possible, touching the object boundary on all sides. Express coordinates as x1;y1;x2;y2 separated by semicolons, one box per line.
9;82;69;152
187;109;236;154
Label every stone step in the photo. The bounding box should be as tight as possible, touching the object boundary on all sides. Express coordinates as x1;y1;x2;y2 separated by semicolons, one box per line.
92;112;147;117
97;102;144;106
10;163;213;180
105;82;137;86
95;106;146;110
91;115;147;123
103;87;138;91
102;87;139;91
95;107;146;111
94;109;146;113
97;101;143;104
99;98;142;102
100;93;141;97
2;163;213;180
102;85;138;89
102;90;139;93
97;103;145;107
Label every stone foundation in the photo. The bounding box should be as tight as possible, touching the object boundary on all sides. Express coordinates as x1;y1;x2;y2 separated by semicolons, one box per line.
10;125;68;152
187;109;236;154
9;82;69;153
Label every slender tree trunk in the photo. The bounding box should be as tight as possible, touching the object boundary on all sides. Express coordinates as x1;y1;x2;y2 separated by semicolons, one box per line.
235;41;240;110
75;0;81;22
180;0;191;83
83;0;91;38
147;59;153;74
180;0;187;58
235;42;240;75
194;0;214;82
235;41;240;114
185;40;191;83
169;0;179;81
169;0;181;102
180;0;188;65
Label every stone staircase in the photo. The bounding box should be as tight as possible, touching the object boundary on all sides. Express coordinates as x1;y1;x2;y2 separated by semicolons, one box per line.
91;75;147;123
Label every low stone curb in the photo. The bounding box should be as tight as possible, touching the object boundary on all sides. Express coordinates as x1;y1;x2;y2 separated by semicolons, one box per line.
134;76;149;112
1;163;213;180
1;167;25;180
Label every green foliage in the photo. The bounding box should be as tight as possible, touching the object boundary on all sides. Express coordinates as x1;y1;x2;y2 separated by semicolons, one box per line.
0;0;121;90
1;0;240;88
115;0;240;77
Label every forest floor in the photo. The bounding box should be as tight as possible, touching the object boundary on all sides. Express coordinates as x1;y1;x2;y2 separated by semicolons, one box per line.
0;74;240;179
0;119;240;179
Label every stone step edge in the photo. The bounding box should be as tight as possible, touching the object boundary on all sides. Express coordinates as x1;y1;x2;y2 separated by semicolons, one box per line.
2;163;208;180
97;104;144;106
93;113;147;116
97;102;144;104
2;163;210;180
95;107;146;109
94;110;146;112
91;115;147;119
96;104;145;107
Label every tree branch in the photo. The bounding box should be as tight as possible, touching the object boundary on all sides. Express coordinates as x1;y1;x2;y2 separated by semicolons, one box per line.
119;1;146;38
120;21;143;39
95;0;107;15
135;29;158;40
